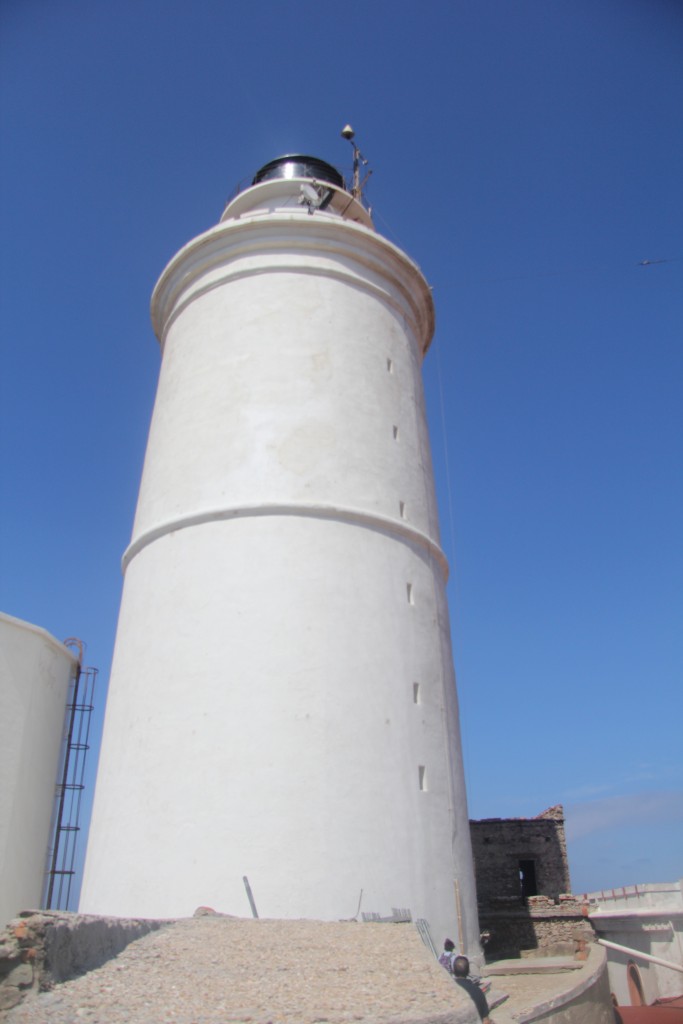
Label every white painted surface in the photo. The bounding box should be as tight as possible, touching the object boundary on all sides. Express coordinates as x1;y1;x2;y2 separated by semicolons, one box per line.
589;881;683;1003
0;613;76;927
80;175;480;953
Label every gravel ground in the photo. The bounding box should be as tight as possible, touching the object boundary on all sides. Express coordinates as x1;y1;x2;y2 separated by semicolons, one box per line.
5;918;481;1024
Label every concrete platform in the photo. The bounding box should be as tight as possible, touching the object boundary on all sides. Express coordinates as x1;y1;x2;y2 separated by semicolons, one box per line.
482;945;613;1023
485;956;584;976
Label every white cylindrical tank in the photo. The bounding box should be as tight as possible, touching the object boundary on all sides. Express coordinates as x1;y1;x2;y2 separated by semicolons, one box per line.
81;157;479;952
0;612;77;927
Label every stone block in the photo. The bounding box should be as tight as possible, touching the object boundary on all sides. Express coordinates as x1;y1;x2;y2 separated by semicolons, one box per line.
0;985;22;1011
5;963;33;988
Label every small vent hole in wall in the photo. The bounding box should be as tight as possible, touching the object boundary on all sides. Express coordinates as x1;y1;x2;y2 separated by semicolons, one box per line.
399;501;406;519
393;425;399;440
387;358;393;373
413;682;420;704
418;765;427;791
406;582;414;604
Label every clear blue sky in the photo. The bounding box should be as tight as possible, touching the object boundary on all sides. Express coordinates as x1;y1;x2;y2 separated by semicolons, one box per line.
1;0;681;902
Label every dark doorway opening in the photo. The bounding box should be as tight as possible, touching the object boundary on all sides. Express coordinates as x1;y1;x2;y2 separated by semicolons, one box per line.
627;962;645;1006
519;859;538;899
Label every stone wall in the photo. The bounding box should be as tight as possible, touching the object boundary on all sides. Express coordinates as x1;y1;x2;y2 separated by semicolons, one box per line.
470;805;571;904
0;910;168;1017
478;898;592;962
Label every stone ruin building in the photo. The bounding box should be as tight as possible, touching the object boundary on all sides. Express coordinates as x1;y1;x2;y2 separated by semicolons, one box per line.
470;805;590;961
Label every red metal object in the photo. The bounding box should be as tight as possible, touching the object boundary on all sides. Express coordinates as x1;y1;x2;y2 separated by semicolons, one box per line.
615;996;683;1024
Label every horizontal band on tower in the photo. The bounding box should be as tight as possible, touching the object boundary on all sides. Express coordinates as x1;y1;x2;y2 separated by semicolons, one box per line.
122;501;449;579
151;213;435;355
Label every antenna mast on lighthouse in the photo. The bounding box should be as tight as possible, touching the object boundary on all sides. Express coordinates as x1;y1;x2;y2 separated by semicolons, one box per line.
341;124;372;202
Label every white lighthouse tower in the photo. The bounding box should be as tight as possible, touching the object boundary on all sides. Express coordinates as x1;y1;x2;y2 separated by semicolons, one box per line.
80;146;479;952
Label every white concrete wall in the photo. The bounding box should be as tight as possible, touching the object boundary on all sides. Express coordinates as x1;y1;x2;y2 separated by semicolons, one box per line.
587;881;683;912
589;882;683;1003
80;178;480;953
0;613;77;927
